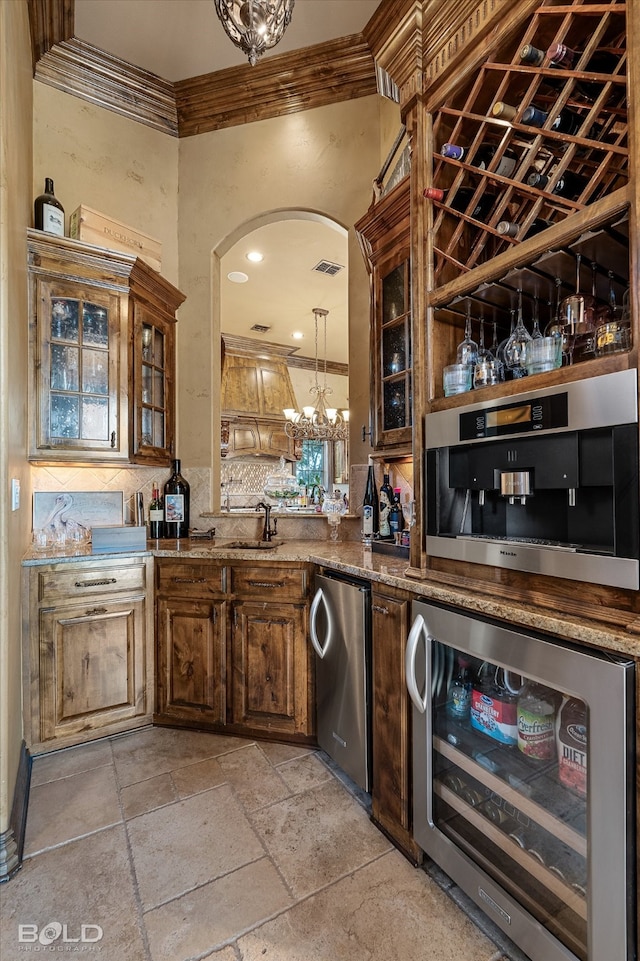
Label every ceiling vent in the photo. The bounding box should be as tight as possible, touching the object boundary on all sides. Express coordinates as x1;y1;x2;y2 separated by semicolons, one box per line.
250;324;271;333
313;260;344;277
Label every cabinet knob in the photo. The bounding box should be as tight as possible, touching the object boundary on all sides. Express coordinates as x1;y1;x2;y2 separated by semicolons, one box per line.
85;607;108;616
372;604;390;615
110;431;116;448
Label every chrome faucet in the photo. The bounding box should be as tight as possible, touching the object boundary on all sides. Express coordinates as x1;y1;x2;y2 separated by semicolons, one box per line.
256;501;278;542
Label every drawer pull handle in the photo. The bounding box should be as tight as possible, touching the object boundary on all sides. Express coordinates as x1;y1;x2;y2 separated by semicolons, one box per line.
85;607;108;615
75;578;118;588
110;431;116;448
172;577;207;584
247;580;285;588
373;604;390;615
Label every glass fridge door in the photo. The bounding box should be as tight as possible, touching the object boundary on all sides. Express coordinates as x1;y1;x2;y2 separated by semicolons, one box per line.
431;647;587;959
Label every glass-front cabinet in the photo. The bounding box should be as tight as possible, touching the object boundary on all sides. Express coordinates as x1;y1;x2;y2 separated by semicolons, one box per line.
356;178;412;452
28;231;184;465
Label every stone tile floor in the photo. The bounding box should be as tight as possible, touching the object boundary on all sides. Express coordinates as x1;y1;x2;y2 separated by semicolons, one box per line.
0;726;526;961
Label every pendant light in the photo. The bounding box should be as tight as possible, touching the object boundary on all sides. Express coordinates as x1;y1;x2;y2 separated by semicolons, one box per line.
214;0;295;66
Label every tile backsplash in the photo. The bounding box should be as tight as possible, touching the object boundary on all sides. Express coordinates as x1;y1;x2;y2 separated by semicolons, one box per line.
30;465;212;528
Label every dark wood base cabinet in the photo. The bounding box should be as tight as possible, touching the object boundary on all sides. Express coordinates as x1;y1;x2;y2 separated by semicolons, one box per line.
154;558;315;742
371;585;422;863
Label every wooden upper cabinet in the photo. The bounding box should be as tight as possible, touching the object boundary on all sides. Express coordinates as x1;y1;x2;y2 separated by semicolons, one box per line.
356;178;412;452
27;231;184;465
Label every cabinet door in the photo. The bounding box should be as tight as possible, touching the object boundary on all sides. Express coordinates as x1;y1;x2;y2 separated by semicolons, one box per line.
371;589;421;860
231;600;311;736
156;596;226;724
39;596;146;743
30;277;128;461
375;250;412;449
130;301;176;465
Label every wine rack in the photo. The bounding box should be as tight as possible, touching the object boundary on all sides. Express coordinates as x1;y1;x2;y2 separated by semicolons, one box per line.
428;0;627;285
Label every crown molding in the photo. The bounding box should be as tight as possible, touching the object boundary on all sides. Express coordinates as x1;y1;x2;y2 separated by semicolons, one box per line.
175;34;377;137
26;0;73;70
34;38;179;136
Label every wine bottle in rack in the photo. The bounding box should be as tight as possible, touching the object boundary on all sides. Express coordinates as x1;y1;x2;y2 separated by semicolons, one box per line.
491;102;518;121
423;186;495;220
526;168;589;199
441;142;518;178
547;43;622;102
522;104;584;136
497;218;552;239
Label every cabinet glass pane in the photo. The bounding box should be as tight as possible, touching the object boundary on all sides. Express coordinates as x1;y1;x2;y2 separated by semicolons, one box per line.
153;368;165;407
50;394;80;438
82;303;108;347
50;345;79;392
153;329;165;368
382;264;405;324
141;408;153;447
382;324;407;376
82;349;109;395
142;364;152;405
383;379;407;430
154;410;165;448
51;299;79;342
82;396;109;440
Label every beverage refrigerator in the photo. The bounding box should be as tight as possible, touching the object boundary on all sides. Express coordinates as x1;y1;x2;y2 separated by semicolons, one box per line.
405;599;636;961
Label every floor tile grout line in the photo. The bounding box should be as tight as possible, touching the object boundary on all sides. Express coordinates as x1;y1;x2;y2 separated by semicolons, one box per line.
140;852;270;917
22;819;123;862
110;738;159;961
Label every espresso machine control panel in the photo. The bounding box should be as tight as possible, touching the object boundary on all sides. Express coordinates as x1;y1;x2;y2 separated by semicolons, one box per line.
459;392;568;441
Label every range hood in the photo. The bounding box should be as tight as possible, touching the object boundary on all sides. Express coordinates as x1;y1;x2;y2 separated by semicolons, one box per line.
221;341;299;460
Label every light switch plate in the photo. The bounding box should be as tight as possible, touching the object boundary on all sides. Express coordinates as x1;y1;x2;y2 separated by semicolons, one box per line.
11;478;20;511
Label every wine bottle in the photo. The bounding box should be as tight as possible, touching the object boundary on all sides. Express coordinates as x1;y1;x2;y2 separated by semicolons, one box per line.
379;471;395;538
491;102;518;121
389;489;404;537
497;218;552;239
425;185;496;220
149;482;164;539
441;142;517;178
34;177;64;237
362;465;379;543
526;168;589;199
520;43;545;66
546;42;621;101
447;657;472;720
163;458;190;539
522;104;583;135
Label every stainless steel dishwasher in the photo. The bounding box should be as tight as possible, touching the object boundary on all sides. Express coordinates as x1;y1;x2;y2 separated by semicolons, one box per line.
309;570;371;792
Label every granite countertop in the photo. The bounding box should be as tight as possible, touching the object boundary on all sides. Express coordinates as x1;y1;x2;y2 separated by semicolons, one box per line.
22;537;640;659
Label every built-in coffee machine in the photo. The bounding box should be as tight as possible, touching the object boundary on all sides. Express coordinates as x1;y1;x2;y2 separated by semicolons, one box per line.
425;369;639;589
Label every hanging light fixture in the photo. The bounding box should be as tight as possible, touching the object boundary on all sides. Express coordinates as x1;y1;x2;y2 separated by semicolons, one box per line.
284;307;349;442
213;0;295;67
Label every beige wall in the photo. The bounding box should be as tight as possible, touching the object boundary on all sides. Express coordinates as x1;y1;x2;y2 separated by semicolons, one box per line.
177;96;392;483
32;84;180;286
0;0;33;844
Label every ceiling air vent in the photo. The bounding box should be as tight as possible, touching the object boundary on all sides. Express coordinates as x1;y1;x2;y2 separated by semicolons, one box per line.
313;260;344;277
250;324;271;333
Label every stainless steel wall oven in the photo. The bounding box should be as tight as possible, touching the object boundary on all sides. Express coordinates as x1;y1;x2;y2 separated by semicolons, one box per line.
406;599;636;961
425;369;639;589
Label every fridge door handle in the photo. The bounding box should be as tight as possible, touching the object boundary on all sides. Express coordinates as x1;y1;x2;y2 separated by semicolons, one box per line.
405;613;429;713
309;587;331;659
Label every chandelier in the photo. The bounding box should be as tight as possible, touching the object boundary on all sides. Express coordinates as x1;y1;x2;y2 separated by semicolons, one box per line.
284;308;349;442
213;0;295;67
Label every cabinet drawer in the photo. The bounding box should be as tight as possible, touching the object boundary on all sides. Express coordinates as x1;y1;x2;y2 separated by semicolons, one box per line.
156;559;226;598
231;565;307;599
38;560;147;603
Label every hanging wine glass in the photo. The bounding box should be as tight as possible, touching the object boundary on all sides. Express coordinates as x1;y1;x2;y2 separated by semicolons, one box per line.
489;320;505;381
456;303;478;367
473;318;500;388
503;289;532;378
545;277;572;365
497;309;515;374
531;296;543;339
596;270;632;356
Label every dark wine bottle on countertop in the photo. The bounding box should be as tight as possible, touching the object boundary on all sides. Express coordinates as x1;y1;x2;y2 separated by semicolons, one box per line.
379;471;394;538
362;465;379;543
149;482;164;539
34;177;64;236
163;459;190;539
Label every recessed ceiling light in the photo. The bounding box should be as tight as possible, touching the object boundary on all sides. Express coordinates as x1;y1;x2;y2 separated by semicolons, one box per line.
246;251;264;263
292;331;304;340
227;271;249;284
